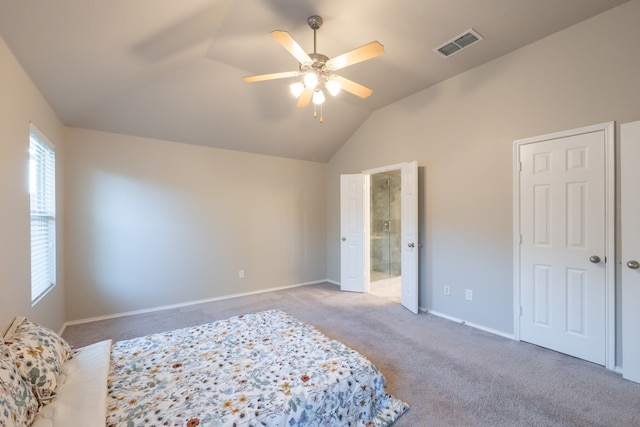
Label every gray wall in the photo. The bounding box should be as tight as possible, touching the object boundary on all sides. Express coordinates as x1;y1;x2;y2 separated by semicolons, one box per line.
64;128;326;321
0;36;67;333
326;0;640;350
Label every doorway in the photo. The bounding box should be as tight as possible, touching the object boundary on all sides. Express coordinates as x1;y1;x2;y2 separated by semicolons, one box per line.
340;161;419;314
369;170;402;302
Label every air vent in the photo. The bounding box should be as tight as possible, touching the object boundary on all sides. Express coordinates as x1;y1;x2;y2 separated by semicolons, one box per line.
434;29;484;58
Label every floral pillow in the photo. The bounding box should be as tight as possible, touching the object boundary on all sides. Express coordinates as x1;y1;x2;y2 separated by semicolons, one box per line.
0;344;39;426
3;318;72;405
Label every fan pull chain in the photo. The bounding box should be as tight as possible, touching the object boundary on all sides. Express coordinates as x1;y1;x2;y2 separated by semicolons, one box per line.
312;103;324;123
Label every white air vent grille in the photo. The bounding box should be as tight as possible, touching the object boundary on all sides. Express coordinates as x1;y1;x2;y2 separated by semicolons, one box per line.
434;29;483;58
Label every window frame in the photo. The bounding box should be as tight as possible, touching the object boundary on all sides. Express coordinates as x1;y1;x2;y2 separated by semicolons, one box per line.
29;123;56;305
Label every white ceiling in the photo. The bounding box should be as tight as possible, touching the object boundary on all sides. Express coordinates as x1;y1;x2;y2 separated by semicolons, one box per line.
0;0;629;162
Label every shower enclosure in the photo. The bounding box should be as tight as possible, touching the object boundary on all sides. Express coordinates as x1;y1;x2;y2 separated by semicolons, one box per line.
370;171;401;282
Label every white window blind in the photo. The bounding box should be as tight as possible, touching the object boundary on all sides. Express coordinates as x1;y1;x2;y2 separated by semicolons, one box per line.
29;124;56;304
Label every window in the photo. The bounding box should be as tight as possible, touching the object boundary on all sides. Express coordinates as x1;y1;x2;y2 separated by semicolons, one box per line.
29;123;56;304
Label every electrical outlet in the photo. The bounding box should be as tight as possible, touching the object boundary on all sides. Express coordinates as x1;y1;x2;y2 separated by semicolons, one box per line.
465;289;473;301
239;270;245;279
444;286;451;296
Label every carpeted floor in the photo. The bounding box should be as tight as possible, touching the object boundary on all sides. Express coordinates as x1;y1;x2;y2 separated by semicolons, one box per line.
63;282;640;426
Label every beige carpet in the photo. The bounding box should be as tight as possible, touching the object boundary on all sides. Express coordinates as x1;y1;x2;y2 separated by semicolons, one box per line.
63;282;640;426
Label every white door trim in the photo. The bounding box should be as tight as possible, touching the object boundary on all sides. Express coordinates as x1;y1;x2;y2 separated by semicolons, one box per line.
363;163;408;176
363;162;420;313
512;122;615;370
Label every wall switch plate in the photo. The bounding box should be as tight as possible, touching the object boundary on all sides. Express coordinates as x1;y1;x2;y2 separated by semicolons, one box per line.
239;270;245;279
465;289;473;301
444;286;451;296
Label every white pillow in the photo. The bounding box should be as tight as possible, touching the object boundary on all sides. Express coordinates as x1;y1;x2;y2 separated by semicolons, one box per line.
31;340;111;427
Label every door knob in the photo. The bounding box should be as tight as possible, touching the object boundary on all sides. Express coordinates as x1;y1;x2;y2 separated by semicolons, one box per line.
341;236;346;241
589;255;601;264
628;260;640;270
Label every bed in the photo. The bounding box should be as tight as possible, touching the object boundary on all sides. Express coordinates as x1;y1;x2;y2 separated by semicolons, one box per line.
1;310;408;427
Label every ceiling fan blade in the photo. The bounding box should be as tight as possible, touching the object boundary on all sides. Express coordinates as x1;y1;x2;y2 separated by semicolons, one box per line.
326;41;384;71
333;75;374;98
243;70;299;83
297;86;313;108
270;30;312;65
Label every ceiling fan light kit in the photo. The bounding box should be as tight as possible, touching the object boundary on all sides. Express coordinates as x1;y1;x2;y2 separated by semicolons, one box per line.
243;15;384;123
325;79;341;96
289;82;305;98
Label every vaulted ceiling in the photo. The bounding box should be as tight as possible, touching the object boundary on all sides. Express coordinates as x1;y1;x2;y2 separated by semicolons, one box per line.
0;0;629;162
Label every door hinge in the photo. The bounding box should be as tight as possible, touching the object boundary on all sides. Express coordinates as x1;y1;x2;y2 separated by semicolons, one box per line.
520;306;523;316
519;162;523;172
519;234;522;244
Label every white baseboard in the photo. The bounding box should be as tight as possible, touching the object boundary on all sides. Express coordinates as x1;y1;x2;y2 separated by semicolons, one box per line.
427;310;515;340
62;280;513;345
62;280;328;330
325;284;513;340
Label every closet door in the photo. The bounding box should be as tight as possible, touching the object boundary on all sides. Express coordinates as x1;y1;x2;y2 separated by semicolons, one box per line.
621;120;640;383
519;130;606;365
514;122;614;368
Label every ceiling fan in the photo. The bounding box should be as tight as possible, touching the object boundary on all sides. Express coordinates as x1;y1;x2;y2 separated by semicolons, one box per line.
243;15;384;121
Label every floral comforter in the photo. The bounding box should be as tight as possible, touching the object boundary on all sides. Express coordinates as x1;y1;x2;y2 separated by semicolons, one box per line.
106;310;408;426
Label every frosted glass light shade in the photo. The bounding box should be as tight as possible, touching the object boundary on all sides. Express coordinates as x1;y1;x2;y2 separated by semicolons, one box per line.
303;72;318;88
312;89;325;105
326;79;341;96
290;82;305;97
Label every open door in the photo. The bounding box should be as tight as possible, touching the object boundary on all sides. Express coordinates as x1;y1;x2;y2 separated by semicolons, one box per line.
340;174;364;292
401;161;419;313
622;120;640;383
341;163;420;314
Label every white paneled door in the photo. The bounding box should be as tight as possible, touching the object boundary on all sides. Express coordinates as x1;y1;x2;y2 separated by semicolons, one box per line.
518;127;610;365
622;120;640;383
401;161;419;314
340;174;364;292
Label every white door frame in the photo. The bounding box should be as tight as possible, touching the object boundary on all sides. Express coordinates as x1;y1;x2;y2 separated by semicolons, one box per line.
363;162;419;313
512;122;615;370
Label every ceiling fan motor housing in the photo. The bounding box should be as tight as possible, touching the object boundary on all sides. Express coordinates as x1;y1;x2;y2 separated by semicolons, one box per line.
300;53;329;73
307;15;323;30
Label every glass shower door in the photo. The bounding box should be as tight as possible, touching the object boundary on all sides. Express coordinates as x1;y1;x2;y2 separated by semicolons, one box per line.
370;172;401;282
